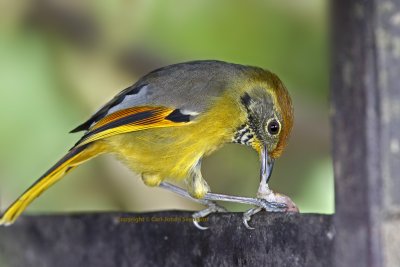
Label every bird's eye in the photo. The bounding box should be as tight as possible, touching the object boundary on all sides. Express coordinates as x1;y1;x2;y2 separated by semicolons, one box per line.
267;119;280;135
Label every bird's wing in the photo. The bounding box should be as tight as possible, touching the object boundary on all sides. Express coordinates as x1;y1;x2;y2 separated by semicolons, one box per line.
71;60;250;133
74;106;192;147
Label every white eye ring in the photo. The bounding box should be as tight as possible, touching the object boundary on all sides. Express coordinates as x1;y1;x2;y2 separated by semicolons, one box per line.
266;118;281;136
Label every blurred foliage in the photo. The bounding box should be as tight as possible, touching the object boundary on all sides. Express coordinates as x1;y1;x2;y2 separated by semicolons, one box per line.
0;0;332;215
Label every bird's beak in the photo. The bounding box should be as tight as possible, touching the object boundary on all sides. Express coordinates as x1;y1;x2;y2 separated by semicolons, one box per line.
260;145;275;185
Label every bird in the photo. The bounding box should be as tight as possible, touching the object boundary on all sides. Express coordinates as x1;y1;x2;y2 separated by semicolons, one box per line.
0;60;297;229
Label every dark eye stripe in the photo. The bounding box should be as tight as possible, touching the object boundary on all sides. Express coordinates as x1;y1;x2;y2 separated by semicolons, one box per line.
240;93;251;108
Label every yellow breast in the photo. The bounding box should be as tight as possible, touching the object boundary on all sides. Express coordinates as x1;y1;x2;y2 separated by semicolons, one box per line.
104;92;247;182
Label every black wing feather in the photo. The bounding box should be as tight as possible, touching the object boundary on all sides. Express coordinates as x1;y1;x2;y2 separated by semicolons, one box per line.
70;84;147;133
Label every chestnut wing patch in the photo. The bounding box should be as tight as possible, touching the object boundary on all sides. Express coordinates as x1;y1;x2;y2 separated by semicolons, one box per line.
74;106;192;147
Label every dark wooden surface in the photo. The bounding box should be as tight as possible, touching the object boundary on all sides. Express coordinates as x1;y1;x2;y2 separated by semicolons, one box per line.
331;0;400;266
0;212;333;267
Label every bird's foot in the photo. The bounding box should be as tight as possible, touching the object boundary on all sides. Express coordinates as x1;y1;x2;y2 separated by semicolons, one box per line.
243;191;299;230
192;201;227;230
243;207;263;230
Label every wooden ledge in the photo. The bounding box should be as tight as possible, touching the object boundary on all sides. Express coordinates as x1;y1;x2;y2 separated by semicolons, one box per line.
0;211;333;267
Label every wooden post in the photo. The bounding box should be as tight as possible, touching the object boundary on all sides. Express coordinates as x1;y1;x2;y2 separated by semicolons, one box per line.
331;0;400;266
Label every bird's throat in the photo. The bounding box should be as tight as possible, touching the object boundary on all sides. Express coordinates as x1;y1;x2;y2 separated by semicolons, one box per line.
231;123;255;146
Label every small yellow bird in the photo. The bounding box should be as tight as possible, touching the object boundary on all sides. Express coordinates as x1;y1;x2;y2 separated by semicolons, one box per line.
0;60;296;229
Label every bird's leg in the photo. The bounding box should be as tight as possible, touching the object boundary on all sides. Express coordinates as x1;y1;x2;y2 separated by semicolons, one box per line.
184;160;227;229
185;160;211;199
160;181;286;211
202;192;287;211
198;190;287;230
159;182;287;229
158;159;288;230
158;182;227;230
242;181;299;230
242;181;273;230
158;182;225;208
243;207;263;230
241;149;298;229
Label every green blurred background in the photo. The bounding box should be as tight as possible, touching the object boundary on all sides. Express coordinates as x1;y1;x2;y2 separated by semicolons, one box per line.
0;0;332;217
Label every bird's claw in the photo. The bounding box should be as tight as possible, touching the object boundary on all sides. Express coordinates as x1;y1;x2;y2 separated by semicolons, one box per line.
242;199;288;230
193;219;209;230
192;202;227;230
243;207;261;230
243;219;254;230
242;207;261;230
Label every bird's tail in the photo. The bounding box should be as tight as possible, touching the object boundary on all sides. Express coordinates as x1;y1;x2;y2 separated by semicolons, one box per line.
0;142;105;226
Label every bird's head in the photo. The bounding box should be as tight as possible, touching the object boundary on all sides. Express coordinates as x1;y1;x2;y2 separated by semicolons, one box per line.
237;69;294;184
